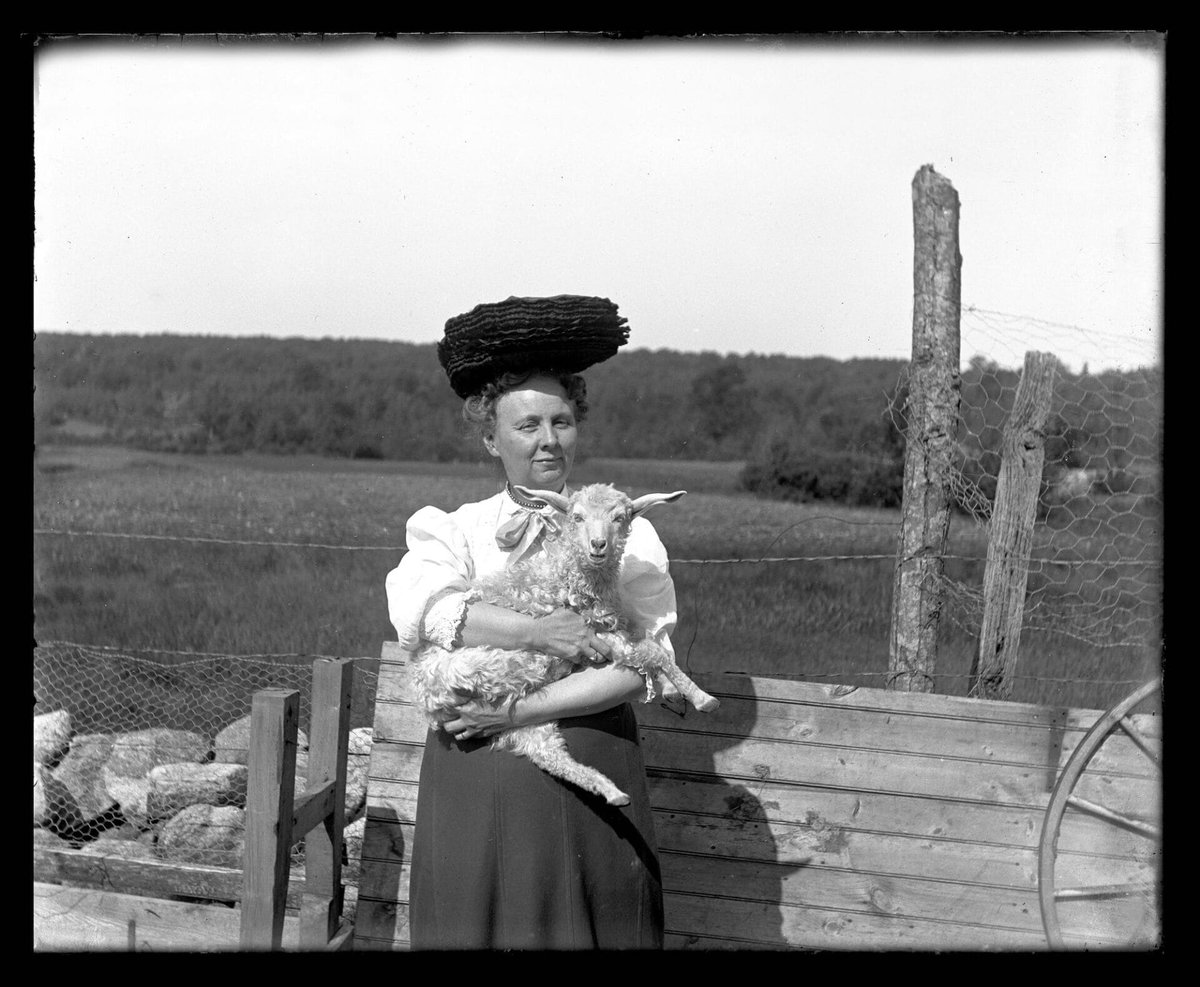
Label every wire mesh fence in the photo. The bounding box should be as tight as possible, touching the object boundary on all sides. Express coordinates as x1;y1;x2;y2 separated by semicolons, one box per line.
916;307;1163;702
34;641;378;886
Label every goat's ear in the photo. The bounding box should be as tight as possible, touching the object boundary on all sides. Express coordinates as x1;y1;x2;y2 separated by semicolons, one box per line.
513;485;572;514
629;490;687;518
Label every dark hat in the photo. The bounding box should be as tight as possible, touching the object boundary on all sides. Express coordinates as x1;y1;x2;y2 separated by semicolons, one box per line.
437;295;630;398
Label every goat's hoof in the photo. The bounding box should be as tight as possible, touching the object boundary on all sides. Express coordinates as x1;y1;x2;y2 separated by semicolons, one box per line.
607;792;631;807
695;696;720;713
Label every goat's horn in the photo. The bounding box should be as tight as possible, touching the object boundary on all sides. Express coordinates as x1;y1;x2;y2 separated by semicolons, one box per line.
629;490;687;517
513;485;572;513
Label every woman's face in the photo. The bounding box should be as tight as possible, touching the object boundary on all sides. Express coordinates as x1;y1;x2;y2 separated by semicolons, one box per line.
484;376;578;492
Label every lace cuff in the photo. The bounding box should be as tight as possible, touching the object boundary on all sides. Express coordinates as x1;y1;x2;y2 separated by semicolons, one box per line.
420;592;470;650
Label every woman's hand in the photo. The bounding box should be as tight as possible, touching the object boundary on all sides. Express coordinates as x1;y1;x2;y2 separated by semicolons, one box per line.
532;608;613;664
441;697;516;742
444;663;648;740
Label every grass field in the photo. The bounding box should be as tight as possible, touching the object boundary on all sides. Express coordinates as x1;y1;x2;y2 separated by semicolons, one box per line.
34;444;1161;717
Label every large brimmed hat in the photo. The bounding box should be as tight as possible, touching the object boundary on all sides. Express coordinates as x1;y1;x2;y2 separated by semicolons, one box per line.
437;295;630;398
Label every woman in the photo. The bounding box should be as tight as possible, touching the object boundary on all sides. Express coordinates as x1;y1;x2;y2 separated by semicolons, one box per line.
386;295;678;950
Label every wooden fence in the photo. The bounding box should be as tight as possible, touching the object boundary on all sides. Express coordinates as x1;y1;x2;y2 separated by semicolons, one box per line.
354;644;1159;950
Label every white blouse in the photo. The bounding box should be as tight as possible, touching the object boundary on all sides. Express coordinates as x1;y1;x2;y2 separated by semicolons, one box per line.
386;489;678;659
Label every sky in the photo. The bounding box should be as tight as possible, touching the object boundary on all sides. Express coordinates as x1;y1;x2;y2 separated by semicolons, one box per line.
31;33;1166;373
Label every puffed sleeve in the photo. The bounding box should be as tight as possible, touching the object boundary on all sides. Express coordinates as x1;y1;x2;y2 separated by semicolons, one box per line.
385;506;474;652
618;517;678;660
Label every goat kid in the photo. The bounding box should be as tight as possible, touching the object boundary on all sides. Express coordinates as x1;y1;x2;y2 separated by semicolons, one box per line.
412;483;719;806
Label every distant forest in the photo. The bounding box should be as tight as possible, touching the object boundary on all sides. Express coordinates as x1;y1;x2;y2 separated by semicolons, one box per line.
32;332;1161;509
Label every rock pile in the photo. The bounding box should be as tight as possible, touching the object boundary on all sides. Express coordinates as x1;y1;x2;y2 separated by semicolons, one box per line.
33;708;373;879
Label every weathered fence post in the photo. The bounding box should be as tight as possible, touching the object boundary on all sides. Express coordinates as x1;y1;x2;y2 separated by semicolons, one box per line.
300;658;353;948
240;689;299;950
969;350;1057;700
888;164;962;693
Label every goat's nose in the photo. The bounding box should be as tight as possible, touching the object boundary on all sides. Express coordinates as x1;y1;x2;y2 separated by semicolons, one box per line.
590;538;607;551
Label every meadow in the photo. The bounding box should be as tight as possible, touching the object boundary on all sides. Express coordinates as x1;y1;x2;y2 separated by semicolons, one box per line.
34;445;1160;716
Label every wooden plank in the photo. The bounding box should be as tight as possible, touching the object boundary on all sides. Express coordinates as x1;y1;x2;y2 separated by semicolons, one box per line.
662;892;1049;951
34;881;277;952
639;697;1159;774
371;696;1161;807
361;727;1156;862
648;777;1026;851
379;642;1141;730
363;728;1157;820
640;735;1158;814
647;673;1144;733
666;881;1147;952
374;688;1159;783
660;854;1058;945
292;780;336;837
353;892;411;949
34;847;309;909
240;689;299;950
1049;893;1160;950
363;734;1157;857
376;661;1160;760
655;810;1035;889
358;648;419;951
33;882;354;952
301;659;353;946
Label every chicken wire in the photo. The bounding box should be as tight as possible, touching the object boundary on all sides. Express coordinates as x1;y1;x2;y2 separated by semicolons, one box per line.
892;308;1162;688
33;641;377;880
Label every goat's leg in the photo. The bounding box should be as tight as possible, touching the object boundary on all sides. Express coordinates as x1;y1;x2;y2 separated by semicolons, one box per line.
652;660;720;713
498;724;630;807
609;635;721;713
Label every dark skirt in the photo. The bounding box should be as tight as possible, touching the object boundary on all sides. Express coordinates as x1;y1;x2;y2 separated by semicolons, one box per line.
409;702;664;950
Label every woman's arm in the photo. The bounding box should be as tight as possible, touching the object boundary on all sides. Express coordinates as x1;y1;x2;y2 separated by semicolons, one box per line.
441;662;647;738
460;602;612;663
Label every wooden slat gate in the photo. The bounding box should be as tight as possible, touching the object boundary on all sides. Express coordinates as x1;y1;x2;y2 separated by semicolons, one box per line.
355;642;1158;951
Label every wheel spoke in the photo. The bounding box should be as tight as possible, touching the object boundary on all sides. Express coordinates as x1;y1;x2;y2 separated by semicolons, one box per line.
1054;881;1157;901
1066;794;1160;839
1117;714;1161;768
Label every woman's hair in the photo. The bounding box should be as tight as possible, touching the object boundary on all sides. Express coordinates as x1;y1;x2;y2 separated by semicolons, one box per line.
462;369;588;442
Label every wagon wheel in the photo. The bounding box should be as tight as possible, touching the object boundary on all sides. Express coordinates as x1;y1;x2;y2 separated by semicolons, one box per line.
1038;677;1162;950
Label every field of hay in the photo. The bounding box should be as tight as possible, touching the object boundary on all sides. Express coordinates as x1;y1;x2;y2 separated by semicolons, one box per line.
34;445;1160;713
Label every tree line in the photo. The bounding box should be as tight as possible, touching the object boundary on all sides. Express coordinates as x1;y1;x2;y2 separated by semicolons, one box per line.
33;332;1160;510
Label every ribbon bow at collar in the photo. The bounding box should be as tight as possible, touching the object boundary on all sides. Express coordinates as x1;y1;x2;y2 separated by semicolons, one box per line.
496;484;563;565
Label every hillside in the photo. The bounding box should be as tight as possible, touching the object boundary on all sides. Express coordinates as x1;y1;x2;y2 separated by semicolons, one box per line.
33;332;1159;510
32;332;909;462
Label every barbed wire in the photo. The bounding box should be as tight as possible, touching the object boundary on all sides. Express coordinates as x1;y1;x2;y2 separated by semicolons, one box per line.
31;528;401;552
960;306;1160;370
31;527;1162;569
34;639;376;664
962;305;1158;346
34;639;1147;688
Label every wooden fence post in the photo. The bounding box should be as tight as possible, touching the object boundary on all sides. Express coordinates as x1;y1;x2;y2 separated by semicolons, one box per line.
888;164;962;693
970;351;1057;700
300;658;353;948
240;689;299;950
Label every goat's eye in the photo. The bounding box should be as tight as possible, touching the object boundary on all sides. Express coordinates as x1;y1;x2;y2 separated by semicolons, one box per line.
572;514;584;523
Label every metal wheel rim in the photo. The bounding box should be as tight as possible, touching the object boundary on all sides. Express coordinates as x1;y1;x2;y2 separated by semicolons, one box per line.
1038;676;1161;950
